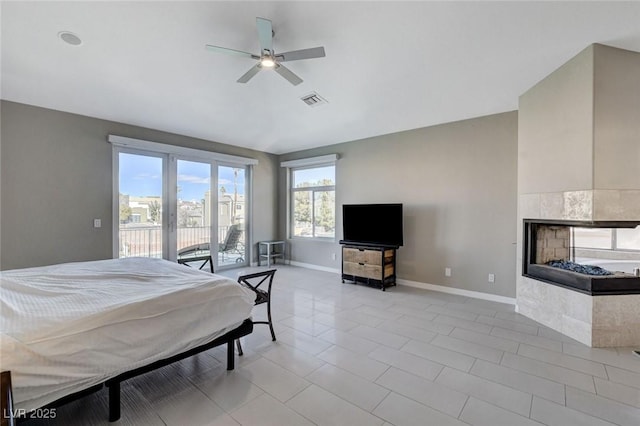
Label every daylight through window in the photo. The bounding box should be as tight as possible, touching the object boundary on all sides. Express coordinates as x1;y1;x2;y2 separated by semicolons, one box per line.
291;165;335;239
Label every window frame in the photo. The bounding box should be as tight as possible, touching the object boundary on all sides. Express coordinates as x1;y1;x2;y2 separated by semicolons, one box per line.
110;135;256;268
288;162;336;241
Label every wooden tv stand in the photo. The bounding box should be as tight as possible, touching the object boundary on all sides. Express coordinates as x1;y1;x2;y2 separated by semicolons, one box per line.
340;242;398;291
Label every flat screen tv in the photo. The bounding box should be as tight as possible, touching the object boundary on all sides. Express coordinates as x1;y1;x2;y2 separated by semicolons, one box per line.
342;203;403;247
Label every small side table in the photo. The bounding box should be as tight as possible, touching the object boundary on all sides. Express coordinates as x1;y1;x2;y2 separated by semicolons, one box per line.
258;241;285;267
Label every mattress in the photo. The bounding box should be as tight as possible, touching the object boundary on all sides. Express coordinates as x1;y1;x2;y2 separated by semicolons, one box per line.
0;257;255;410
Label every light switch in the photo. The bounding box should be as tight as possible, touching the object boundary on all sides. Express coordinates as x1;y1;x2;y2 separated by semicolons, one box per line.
93;219;102;228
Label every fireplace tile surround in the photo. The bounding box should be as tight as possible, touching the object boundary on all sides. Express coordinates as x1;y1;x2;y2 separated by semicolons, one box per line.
520;189;640;222
516;44;640;347
517;190;640;347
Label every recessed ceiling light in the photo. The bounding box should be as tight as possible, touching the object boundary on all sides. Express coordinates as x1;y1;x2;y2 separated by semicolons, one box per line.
58;31;82;46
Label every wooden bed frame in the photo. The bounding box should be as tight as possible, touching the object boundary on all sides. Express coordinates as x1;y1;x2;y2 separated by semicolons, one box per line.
13;318;253;423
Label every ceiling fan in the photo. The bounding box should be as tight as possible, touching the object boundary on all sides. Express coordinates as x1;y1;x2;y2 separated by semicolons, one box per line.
206;17;325;86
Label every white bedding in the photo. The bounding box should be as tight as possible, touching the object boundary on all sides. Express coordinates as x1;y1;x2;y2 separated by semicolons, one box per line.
0;257;255;410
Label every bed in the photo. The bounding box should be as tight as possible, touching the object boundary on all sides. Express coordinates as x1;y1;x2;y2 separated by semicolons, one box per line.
0;257;255;421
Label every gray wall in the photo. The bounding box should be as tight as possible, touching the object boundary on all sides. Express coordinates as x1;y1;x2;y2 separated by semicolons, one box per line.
0;101;279;270
1;101;518;298
593;44;640;190
518;45;595;194
518;43;640;195
279;112;519;298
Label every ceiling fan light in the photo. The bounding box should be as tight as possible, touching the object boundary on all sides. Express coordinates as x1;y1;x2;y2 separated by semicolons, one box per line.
260;57;275;68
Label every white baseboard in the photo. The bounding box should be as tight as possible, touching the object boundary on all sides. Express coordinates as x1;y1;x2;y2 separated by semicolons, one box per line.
288;260;341;274
283;261;516;305
396;278;516;305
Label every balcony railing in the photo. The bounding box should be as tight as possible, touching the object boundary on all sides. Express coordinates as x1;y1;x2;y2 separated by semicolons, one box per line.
119;225;243;264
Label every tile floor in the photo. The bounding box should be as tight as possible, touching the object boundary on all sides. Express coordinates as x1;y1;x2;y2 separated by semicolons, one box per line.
23;265;640;425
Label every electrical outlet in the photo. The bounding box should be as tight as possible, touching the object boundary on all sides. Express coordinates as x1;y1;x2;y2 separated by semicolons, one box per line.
93;219;102;228
488;273;495;283
445;267;452;277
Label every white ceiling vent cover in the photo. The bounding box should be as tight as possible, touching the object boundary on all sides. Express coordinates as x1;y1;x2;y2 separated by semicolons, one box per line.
301;92;328;107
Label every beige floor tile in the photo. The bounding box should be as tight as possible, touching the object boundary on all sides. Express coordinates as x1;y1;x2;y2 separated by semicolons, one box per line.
318;344;390;381
435;367;532;417
230;393;314;426
238;357;310;402
531;395;617;426
470;359;565;404
368;345;444;381
566;386;640;426
402;339;476;372
286;385;385;426
373;392;468;426
460;397;542;426
306;364;390;411
317;328;380;355
375;367;468;418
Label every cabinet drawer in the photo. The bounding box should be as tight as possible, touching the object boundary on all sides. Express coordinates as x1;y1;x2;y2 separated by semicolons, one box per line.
384;264;394;278
343;261;362;277
343;248;382;265
343;262;382;279
362;264;382;279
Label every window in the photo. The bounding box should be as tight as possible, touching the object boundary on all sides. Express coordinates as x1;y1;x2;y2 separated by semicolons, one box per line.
290;164;335;238
573;226;640;251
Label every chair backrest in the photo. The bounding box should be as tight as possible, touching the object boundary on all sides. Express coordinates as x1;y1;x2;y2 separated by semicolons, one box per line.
237;269;276;305
220;224;242;252
177;255;214;273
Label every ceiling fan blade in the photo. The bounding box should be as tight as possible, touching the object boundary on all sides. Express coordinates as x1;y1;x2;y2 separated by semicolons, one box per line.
277;47;326;62
256;17;273;53
274;64;303;86
206;45;258;59
237;64;262;83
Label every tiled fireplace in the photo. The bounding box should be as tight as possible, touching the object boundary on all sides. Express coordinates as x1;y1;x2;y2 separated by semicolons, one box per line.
516;44;640;347
517;192;640;347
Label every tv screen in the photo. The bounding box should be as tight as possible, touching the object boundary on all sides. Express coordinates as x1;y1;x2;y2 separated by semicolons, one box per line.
342;204;403;247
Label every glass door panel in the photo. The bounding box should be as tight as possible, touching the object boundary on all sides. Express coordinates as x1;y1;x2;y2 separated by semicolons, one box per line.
116;151;251;268
118;153;164;258
176;159;212;261
217;166;247;267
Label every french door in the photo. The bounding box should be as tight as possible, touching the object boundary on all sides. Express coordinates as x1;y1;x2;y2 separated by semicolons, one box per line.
115;149;249;269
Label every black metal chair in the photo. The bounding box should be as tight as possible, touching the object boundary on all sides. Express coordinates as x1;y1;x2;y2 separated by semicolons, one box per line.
236;269;277;355
177;254;213;273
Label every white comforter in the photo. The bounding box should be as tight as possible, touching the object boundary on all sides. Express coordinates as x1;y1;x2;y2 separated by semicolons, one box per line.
0;257;255;410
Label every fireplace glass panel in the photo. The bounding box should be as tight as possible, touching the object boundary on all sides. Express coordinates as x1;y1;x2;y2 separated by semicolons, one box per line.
572;228;612;250
523;220;640;294
617;226;640;250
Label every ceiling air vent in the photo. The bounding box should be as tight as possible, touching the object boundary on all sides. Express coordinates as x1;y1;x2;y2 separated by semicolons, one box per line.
301;92;328;107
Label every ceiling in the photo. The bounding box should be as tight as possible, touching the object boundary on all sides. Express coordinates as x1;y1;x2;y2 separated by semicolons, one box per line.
2;1;640;155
